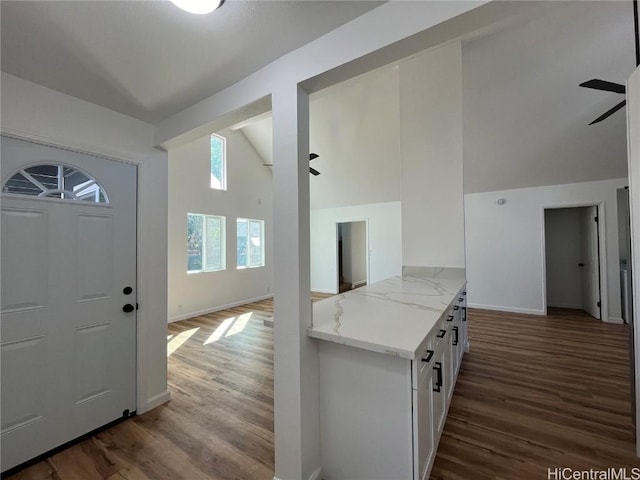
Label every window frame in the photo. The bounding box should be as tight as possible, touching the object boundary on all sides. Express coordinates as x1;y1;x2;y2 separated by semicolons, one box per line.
187;213;226;274
210;134;227;191
236;218;265;269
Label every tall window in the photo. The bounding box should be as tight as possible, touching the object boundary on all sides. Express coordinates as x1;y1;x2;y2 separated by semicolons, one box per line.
210;134;226;190
187;213;225;273
237;218;265;269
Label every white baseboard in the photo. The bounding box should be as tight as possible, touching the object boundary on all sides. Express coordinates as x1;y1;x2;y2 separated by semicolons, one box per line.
547;302;583;310
311;288;337;294
168;294;273;323
467;303;546;316
140;390;170;413
607;316;624;324
273;466;322;480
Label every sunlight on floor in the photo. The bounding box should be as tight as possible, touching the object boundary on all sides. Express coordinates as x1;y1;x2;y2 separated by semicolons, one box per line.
203;312;253;345
167;327;199;356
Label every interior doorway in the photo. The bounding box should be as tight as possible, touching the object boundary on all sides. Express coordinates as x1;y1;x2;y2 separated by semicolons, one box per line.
544;206;602;319
336;221;368;293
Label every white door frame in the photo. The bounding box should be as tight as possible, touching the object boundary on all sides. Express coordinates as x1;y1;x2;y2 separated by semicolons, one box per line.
0;130;168;415
334;219;370;294
540;202;608;322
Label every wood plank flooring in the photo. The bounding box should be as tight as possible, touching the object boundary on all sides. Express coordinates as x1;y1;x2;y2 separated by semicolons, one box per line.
430;307;639;479
6;304;639;479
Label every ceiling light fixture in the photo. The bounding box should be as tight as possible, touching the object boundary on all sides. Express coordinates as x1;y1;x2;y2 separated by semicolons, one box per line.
170;0;224;15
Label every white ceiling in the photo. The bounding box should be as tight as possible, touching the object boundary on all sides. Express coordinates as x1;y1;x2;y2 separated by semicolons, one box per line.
0;0;383;123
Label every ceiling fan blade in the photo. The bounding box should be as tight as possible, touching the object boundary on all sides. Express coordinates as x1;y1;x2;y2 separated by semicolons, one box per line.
309;167;321;176
579;79;625;94
589;100;626;125
309;153;319;161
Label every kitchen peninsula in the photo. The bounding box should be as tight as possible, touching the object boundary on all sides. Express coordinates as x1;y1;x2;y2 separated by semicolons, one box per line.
309;266;467;480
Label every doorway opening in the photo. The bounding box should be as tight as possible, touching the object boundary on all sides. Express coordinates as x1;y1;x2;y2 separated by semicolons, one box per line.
336;221;368;293
543;206;602;319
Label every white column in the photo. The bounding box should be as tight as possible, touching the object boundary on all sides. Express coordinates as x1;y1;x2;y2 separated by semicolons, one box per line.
626;65;640;457
272;83;321;480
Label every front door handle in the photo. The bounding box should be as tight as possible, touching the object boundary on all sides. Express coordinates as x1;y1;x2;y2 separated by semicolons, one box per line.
122;304;135;313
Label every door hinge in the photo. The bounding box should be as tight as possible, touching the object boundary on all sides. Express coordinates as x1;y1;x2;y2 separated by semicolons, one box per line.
594;216;599;223
597;301;601;308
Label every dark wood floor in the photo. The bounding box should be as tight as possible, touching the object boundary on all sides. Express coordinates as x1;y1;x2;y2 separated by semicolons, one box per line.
6;304;639;479
430;307;639;479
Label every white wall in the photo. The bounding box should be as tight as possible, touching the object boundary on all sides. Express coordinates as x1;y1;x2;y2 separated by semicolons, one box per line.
167;128;273;322
465;178;627;322
241;65;402;211
544;208;584;309
400;41;465;268
1;72;169;413
311;202;401;294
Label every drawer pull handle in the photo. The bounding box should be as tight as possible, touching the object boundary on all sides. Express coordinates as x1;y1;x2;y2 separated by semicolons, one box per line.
437;329;446;338
446;315;454;322
453;326;459;346
422;350;434;363
453;305;460;311
462;291;467;296
433;362;443;392
458;297;464;302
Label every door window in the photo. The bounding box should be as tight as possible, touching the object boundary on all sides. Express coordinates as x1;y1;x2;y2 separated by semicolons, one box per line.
3;164;109;203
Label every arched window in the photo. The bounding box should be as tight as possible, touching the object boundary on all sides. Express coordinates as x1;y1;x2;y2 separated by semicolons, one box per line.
2;164;109;203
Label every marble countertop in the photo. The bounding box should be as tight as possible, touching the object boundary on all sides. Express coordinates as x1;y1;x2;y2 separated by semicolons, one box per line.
308;266;466;360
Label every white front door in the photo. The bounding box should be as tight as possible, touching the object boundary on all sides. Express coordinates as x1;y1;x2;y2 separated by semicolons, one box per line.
580;205;601;320
0;136;137;472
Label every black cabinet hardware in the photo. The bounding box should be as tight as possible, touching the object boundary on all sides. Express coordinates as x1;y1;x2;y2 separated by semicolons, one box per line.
578;263;584;267
422;350;434;363
462;291;467;296
453;305;460;311
458;297;463;302
122;304;135;313
433;362;443;392
446;315;454;322
437;329;446;338
462;307;467;321
123;286;133;295
453;326;459;346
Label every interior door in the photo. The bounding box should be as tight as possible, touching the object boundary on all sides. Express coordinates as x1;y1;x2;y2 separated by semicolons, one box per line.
0;136;137;472
580;205;601;319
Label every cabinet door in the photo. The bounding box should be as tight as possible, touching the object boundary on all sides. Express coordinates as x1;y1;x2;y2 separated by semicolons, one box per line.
432;351;447;436
414;363;435;480
451;324;461;376
445;328;454;401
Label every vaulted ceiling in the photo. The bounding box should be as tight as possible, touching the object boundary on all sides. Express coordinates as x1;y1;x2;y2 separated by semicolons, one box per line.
1;0;383;123
239;0;636;196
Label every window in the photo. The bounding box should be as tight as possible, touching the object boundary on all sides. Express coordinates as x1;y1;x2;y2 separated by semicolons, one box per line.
210;134;226;190
237;218;265;268
2;164;108;203
187;213;225;273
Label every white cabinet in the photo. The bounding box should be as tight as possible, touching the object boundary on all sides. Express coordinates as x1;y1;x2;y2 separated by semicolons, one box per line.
414;349;435;480
316;285;467;480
